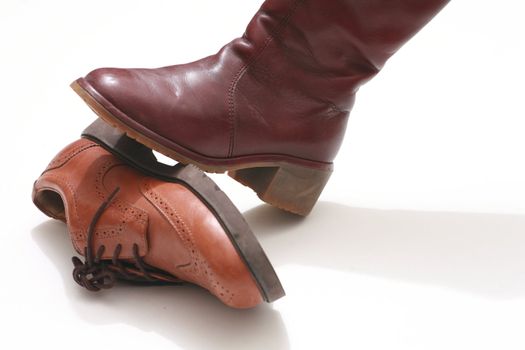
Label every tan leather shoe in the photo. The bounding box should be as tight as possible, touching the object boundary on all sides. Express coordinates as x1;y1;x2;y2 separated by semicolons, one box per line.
32;122;284;309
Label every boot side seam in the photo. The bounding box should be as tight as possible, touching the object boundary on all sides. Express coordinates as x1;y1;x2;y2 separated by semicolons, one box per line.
227;0;306;157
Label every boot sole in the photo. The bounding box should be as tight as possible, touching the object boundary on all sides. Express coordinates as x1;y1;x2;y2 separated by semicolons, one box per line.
72;79;333;216
81;119;285;303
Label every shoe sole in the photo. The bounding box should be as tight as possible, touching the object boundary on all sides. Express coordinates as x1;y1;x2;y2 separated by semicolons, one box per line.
72;79;333;216
81;119;285;303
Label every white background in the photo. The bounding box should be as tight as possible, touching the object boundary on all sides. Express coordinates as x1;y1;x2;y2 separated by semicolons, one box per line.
2;1;525;349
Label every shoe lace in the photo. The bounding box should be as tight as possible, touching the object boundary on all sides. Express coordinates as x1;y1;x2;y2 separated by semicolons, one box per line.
71;187;181;291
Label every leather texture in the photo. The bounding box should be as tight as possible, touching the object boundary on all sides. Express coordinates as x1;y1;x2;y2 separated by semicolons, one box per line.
81;0;449;165
33;139;263;308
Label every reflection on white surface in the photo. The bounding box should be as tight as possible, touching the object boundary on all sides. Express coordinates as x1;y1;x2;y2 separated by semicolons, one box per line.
29;202;525;349
246;203;525;299
31;220;289;350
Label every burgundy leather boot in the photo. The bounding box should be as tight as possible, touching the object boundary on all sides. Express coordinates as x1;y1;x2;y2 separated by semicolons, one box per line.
72;0;450;215
32;120;284;309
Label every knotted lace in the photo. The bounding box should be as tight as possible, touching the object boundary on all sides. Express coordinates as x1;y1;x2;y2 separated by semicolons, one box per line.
71;187;181;291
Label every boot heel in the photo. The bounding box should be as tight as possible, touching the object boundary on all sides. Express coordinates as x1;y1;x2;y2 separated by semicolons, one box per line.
228;163;333;216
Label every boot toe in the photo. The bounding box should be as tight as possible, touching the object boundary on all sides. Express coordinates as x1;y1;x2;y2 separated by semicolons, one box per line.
83;67;172;139
78;65;232;159
84;67;138;111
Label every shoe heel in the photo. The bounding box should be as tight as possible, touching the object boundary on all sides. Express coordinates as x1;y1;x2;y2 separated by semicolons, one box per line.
228;163;333;216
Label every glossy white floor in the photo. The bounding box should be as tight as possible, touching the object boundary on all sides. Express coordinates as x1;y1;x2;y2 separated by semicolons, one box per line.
2;1;525;349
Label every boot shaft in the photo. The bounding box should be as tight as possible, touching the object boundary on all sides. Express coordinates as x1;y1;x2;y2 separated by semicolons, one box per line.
227;0;450;160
